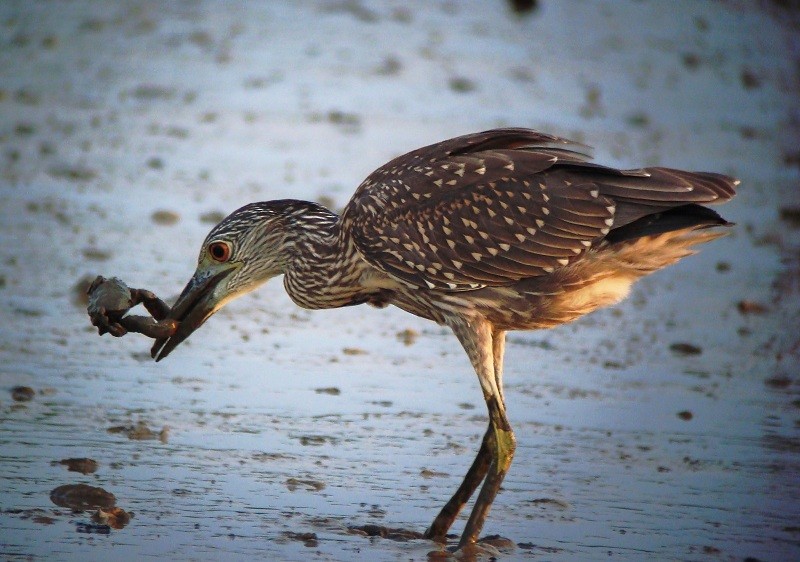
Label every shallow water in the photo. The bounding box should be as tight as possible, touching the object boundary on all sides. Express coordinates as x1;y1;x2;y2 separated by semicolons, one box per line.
1;1;799;561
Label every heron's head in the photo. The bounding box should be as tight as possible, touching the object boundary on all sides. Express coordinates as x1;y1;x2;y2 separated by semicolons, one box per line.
151;201;297;361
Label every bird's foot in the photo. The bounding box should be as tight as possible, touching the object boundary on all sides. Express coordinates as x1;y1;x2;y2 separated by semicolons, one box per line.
426;535;515;560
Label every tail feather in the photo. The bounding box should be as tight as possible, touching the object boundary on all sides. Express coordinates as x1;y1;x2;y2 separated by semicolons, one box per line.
605;204;731;245
604;223;730;277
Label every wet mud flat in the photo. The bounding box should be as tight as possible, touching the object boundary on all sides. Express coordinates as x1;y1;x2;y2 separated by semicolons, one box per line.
1;295;798;561
1;0;799;561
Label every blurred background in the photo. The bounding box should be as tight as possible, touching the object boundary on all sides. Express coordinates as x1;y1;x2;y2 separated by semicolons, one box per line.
1;2;798;561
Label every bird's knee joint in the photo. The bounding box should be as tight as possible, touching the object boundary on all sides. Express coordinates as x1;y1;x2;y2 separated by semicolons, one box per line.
495;427;516;461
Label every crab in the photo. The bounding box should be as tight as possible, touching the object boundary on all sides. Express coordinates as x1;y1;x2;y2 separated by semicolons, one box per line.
87;276;179;339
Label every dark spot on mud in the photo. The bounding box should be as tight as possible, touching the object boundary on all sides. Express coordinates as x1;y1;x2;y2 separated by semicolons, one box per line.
677;410;694;421
326;110;361;134
420;467;448;479
82;248;112;262
282;531;318;547
315;386;341;395
107;421;168;442
626;112;650;128
11;386;35;401
297;435;336;446
15;122;36;136
252;452;295;462
740;69;761;90
762;433;800;453
669;342;702;356
348;524;423;541
56;458;99;474
779;206;800;227
396;328;419;346
320;1;378;23
737;300;768;315
764;375;792;389
681;52;701;70
4;508;57;524
783;149;800;172
76;522;111;534
199;210;226;224
151;209;180;225
50;484;116;510
47;163;97;181
127;84;176;101
478;534;516;549
526;497;570;510
508;0;539;16
375;55;402;76
285;477;325;492
517;541;564;554
449;76;477;93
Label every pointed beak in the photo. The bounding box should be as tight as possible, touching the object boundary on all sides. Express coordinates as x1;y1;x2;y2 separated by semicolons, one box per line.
151;267;235;362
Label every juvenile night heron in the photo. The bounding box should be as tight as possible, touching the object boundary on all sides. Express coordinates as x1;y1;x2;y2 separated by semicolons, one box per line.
149;128;736;548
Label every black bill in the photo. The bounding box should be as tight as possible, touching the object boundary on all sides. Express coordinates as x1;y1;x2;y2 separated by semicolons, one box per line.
151;268;233;362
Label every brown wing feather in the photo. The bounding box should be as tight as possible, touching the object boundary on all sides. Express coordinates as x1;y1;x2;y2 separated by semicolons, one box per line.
343;128;737;291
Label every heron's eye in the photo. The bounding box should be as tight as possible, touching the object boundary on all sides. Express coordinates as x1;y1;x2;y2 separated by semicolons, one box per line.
208;241;231;262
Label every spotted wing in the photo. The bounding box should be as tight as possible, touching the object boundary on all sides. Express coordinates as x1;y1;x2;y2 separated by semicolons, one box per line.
343;129;616;290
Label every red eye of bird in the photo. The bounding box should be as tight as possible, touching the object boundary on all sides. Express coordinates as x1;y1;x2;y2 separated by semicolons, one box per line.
208;241;231;262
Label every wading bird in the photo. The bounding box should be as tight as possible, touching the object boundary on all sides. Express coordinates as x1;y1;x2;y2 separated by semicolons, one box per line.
148;128;736;548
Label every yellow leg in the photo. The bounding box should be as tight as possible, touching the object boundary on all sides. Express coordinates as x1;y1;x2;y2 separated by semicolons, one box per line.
459;398;516;547
427;320;515;547
423;423;494;542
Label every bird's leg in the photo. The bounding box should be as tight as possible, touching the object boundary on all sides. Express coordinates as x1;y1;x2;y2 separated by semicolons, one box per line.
434;321;515;549
492;329;507;408
459;406;515;548
424;422;494;542
424;329;508;542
